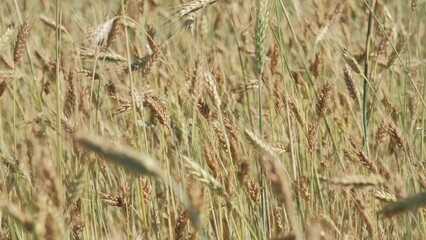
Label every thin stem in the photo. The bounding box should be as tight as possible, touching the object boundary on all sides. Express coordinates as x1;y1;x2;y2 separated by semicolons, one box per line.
362;0;375;155
55;0;62;176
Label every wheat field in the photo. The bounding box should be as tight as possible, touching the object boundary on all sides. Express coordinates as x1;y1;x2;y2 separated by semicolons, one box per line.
0;0;425;239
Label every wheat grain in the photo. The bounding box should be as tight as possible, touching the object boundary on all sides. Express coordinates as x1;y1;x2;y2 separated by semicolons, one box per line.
190;58;205;104
342;51;362;75
387;33;408;68
311;52;322;78
13;19;31;66
315;81;332;119
175;210;189;240
64;70;76;118
88;17;118;50
248;180;261;205
70;199;84;238
375;120;388;147
145;95;170;129
343;64;359;104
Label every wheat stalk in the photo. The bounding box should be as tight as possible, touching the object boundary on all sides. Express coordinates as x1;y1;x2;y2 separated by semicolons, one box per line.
183;156;228;198
343;64;359;104
342;51;362;75
74;133;164;177
171;0;219;21
13;19;31;67
39;14;70;36
387;33;408;68
244;128;288;154
0;27;14;51
66;170;86;207
88;17;119;50
329;175;385;187
315;81;332;119
254;0;269;75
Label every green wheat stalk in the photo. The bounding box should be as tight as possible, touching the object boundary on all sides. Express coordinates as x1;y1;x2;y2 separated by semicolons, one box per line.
254;0;270;237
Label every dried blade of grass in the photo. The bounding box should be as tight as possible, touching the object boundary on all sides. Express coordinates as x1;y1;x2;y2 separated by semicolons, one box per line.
13;19;31;66
380;191;426;217
74;133;164;178
183;156;228;198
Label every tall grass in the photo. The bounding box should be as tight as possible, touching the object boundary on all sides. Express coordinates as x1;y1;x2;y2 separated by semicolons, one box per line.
0;0;425;239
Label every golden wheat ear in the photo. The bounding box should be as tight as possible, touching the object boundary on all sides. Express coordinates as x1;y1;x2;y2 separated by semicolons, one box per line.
13;19;31;67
